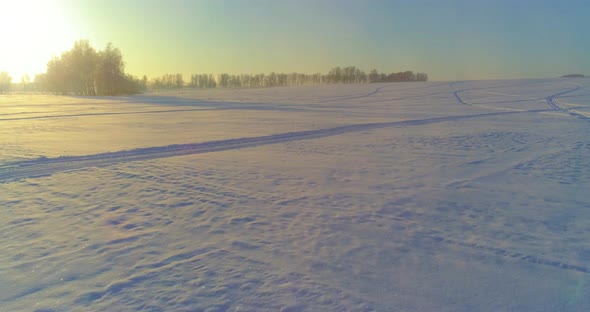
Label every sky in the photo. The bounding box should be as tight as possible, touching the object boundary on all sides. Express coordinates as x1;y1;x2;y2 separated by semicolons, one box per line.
0;0;588;81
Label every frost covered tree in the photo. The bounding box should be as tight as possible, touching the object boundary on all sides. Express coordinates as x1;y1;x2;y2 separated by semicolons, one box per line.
0;71;12;94
177;66;427;90
175;74;184;88
368;69;379;83
33;73;47;91
45;40;140;95
416;72;428;81
20;74;30;91
148;74;184;89
67;40;99;95
95;43;125;95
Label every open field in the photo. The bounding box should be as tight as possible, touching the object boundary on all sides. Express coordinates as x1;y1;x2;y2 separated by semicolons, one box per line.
1;78;590;311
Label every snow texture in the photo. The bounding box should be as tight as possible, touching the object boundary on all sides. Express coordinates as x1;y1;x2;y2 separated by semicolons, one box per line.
1;78;590;311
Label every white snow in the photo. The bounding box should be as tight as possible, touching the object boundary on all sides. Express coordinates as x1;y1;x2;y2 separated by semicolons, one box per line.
1;78;590;311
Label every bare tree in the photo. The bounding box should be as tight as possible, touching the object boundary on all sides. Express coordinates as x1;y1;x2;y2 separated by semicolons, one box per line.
95;43;125;95
0;71;12;93
20;74;31;91
44;41;139;95
33;73;47;91
173;66;427;91
175;74;184;88
416;72;428;81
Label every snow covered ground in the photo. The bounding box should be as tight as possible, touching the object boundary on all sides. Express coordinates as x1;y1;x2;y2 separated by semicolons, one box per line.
1;78;589;311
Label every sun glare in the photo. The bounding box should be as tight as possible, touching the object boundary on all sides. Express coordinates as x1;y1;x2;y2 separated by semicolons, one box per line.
0;0;82;80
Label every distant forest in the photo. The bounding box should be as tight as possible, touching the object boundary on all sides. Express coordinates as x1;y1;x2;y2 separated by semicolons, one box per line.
561;74;584;78
10;41;428;96
149;68;427;90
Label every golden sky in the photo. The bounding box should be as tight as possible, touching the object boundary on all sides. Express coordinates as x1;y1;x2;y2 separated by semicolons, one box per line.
0;0;588;81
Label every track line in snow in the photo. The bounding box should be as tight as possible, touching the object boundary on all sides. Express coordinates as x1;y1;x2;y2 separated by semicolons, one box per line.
450;80;543;108
359;90;453;105
545;83;589;121
0;104;353;122
428;235;590;275
313;81;446;104
451;80;589;117
0;107;224;121
0;109;552;183
558;92;590;99
317;84;391;103
472;90;543;101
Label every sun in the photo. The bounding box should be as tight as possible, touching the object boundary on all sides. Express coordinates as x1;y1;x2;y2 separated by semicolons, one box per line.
0;0;83;80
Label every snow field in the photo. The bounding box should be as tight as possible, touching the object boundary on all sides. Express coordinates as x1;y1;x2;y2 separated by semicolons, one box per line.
1;78;590;311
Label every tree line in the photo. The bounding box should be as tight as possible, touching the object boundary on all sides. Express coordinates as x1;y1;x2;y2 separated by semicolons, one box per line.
34;40;142;95
148;67;427;90
0;71;11;94
1;40;428;95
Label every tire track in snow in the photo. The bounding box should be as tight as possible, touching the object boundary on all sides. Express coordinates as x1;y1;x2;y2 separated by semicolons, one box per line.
321;82;448;104
318;84;391;103
450;80;543;108
427;235;590;275
0;108;223;121
545;83;581;110
451;80;589;118
0;105;337;122
0;101;386;122
0;109;552;183
545;83;589;121
358;90;452;105
558;92;590;99
450;81;471;106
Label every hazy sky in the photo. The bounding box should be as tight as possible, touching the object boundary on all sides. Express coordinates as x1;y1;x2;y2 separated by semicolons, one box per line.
1;0;588;81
